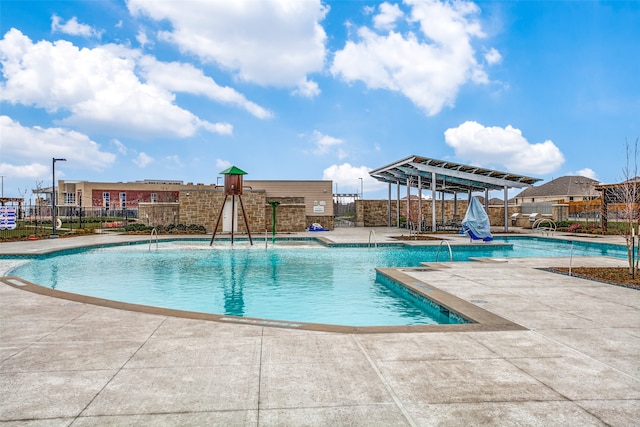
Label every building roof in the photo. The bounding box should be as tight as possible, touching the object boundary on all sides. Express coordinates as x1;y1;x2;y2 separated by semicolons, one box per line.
369;155;541;193
516;175;600;199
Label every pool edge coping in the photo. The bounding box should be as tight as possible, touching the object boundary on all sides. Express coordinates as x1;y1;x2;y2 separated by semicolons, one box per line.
0;271;527;334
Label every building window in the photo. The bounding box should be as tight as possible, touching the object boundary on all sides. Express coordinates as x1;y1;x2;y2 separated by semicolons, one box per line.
120;192;126;209
151;193;158;203
64;193;76;205
103;192;110;208
531;198;535;203
569;196;574;201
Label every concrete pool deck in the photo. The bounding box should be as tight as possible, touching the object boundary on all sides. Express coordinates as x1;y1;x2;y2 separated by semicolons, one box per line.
1;228;639;425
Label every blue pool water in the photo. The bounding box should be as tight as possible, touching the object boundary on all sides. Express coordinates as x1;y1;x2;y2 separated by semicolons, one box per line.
7;237;626;326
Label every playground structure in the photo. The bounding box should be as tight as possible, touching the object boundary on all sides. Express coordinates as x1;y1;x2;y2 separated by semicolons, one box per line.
210;166;253;245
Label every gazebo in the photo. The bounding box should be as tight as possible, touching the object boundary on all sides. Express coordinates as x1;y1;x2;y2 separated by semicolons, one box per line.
369;155;542;232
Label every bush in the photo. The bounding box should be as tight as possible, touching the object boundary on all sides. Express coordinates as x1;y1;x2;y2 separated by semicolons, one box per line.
124;223;206;234
568;223;582;233
124;223;153;232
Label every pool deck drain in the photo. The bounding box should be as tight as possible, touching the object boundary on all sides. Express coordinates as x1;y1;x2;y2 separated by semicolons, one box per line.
1;228;638;425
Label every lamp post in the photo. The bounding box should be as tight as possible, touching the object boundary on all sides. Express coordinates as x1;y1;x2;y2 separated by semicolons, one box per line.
359;177;363;199
51;158;66;237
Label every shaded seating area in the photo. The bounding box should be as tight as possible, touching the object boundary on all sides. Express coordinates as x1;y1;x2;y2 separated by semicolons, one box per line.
369;155;542;232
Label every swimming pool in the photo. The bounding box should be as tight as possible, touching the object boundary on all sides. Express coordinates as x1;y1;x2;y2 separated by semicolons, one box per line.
6;236;626;327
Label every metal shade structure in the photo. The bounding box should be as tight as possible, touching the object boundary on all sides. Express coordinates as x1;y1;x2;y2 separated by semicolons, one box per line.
369;155;542;232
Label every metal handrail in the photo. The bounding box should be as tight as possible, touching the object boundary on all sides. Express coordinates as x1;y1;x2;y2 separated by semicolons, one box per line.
435;239;453;262
533;218;556;236
149;227;158;251
368;229;378;248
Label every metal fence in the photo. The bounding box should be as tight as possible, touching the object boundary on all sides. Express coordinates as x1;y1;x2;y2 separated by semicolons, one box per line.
0;206;140;240
520;202;553;215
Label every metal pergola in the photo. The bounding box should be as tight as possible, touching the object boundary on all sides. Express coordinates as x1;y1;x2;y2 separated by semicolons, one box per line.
369;155;542;232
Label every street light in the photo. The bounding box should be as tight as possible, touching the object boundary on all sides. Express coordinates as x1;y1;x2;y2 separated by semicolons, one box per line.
51;158;66;237
359;177;363;199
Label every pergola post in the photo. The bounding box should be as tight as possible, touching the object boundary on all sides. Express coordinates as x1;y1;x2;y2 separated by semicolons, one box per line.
396;180;400;227
453;192;458;216
418;175;422;231
484;188;489;212
406;177;411;227
504;185;509;232
387;182;392;227
431;172;437;232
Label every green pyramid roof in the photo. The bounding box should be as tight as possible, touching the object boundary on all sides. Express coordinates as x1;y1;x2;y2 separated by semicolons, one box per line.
219;165;248;175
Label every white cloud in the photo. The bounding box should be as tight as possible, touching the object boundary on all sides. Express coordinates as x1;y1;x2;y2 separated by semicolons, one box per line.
0;29;241;138
128;0;328;95
51;15;102;38
373;3;404;31
112;139;127;155
574;168;599;181
331;0;496;116
292;78;321;98
322;163;383;195
133;152;153;167
165;155;183;168
215;159;232;171
136;30;151;48
138;57;272;119
311;130;343;155
444;121;565;175
484;47;502;65
0;115;116;180
0;162;49;179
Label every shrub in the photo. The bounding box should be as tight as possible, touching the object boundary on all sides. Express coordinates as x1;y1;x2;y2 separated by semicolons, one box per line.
568;223;582;233
124;223;153;232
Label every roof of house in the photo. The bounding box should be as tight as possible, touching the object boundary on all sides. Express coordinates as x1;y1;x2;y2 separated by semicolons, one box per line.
516;175;600;198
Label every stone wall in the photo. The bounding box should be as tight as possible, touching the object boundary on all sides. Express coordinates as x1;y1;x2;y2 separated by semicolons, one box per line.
179;190;266;233
178;191;323;233
359;199;471;227
264;197;307;232
358;199;522;228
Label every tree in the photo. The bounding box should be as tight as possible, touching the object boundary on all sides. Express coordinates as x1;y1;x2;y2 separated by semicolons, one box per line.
614;138;640;275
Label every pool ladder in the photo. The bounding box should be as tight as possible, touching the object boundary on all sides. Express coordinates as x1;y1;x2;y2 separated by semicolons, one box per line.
435;239;453;262
149;227;158;251
368;229;378;248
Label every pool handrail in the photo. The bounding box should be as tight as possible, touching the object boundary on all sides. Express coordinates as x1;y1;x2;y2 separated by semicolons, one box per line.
435;239;453;262
368;229;378;248
533;218;556;236
149;227;158;251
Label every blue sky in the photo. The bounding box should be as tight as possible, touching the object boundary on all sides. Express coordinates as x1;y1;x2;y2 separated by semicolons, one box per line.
1;0;638;200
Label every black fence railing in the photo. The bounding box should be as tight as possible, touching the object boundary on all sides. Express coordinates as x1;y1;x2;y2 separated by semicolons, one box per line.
0;206;141;240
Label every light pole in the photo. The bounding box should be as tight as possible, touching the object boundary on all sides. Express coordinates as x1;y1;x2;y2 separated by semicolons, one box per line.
359;177;363;199
51;158;66;237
